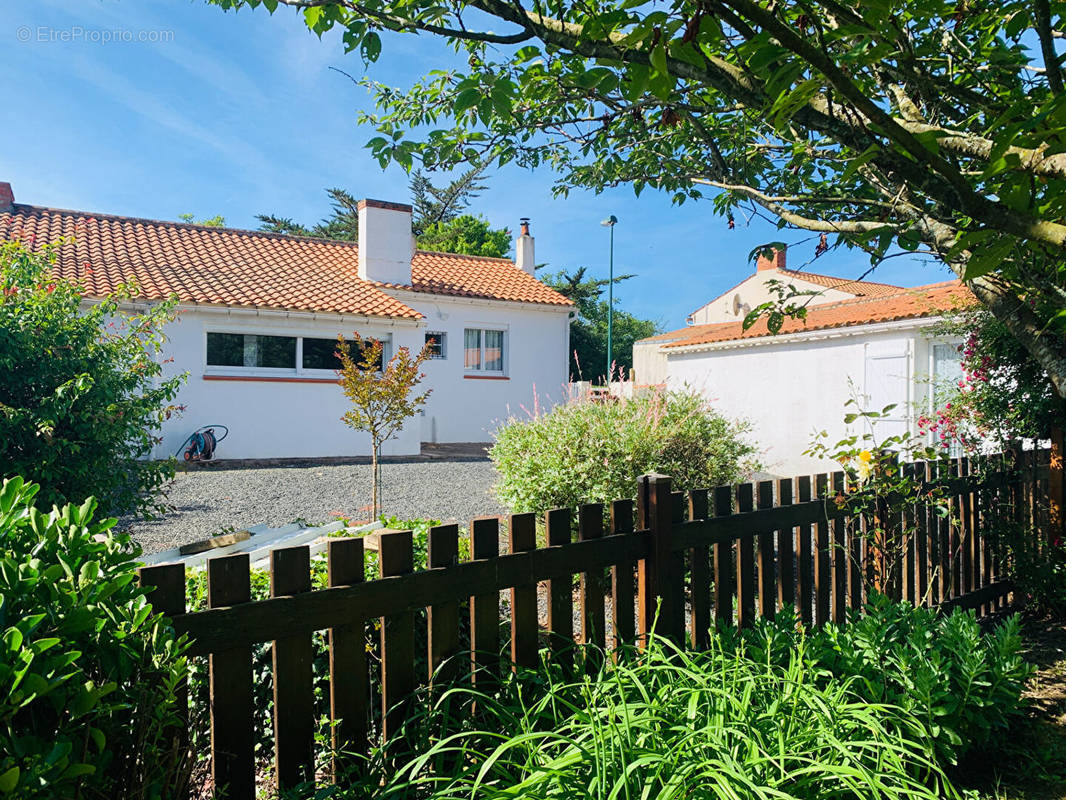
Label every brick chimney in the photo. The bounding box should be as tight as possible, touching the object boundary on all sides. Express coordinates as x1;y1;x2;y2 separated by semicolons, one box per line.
357;199;414;285
0;182;13;213
756;246;786;272
516;217;535;275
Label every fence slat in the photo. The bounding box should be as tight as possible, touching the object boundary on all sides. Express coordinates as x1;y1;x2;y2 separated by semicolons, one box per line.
688;489;711;649
713;486;734;626
913;464;929;607
960;457;973;596
757;481;776;620
831;472;847;623
776;479;795;613
327;537;366;784
379;530;415;743
138;563;189;799
736;483;756;628
470;517;501;695
578;504;606;669
610;500;636;649
509;513;539;671
814;474;831;625
271;546;315;791
427;524;461;686
796;476;813;627
546;508;574;667
208;554;255;800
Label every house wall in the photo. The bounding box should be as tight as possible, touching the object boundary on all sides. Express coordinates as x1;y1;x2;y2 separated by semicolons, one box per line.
688;272;856;325
154;296;571;460
664;322;957;475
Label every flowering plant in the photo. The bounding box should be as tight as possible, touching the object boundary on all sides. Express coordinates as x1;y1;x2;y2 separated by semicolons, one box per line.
806;400;954;596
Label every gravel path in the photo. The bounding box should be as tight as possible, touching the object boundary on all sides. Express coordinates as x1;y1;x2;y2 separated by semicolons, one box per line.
123;460;506;554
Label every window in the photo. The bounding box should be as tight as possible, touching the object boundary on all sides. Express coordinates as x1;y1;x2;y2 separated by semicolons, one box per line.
424;332;446;359
303;337;384;371
206;332;386;374
464;328;505;372
207;332;295;369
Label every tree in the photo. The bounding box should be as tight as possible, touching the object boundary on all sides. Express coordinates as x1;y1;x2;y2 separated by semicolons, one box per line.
0;240;185;515
418;213;511;256
178;213;226;227
256;165;511;256
212;0;1066;403
543;267;660;381
337;333;432;519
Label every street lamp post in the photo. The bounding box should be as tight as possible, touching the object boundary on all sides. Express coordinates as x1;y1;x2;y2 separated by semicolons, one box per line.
601;215;618;386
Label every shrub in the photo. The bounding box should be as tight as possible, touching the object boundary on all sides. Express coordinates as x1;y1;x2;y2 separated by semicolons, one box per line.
0;239;185;516
491;388;758;514
0;476;188;799
742;596;1031;766
358;634;958;800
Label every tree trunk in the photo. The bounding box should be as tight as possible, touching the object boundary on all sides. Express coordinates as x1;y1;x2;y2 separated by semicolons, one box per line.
371;444;380;521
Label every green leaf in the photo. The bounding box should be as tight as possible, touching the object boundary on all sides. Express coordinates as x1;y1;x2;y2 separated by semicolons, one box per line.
0;767;19;793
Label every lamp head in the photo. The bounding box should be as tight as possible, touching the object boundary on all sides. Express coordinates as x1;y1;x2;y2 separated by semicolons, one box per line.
600;215;618;227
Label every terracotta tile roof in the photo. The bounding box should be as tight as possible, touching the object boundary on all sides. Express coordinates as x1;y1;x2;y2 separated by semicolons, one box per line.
664;281;974;349
0;204;571;317
394;249;571;307
777;268;903;298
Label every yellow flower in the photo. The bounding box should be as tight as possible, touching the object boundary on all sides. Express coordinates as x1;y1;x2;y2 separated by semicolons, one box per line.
854;450;874;483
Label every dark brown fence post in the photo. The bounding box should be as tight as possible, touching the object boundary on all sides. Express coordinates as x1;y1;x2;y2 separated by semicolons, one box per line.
509;513;539;671
610;500;636;649
378;530;415;743
427;524;461;686
470;517;501;696
776;479;795;613
756;481;776;620
327;537;367;784
688;488;711;650
831;471;847;622
138;563;189;799
545;508;573;667
736;482;756;628
796;476;814;627
713;486;735;627
578;504;606;672
207;554;255;800
814;474;831;625
1051;427;1065;550
637;473;681;645
271;546;315;791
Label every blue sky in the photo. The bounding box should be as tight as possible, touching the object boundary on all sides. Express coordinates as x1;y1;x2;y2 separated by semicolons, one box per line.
0;0;954;329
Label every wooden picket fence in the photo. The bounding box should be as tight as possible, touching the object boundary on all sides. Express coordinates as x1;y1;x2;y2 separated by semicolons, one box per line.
138;446;1055;799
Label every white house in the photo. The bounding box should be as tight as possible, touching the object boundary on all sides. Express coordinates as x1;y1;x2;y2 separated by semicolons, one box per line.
0;183;574;460
634;248;973;475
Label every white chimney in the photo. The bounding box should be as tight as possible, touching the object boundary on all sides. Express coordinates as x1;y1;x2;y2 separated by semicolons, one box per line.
516;217;535;275
357;199;414;285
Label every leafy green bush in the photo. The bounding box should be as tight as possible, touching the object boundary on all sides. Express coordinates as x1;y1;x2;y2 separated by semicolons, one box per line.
741;596;1031;766
357;633;958;800
491;388;758;514
0;239;185;516
0;476;188;799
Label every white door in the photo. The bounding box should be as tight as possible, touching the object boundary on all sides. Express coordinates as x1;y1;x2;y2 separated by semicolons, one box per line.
864;345;910;443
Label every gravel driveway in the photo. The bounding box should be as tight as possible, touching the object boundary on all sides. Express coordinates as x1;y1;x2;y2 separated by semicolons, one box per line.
124;460;505;554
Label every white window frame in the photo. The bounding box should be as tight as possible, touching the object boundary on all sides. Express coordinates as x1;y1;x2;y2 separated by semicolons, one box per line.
424;331;447;360
204;330;298;377
463;327;507;374
203;328;390;378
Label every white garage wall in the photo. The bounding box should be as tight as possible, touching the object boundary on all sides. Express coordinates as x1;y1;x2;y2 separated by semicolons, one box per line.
153;296;571;460
664;322;936;476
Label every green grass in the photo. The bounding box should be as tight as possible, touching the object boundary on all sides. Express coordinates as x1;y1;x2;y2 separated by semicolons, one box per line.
347;633;960;800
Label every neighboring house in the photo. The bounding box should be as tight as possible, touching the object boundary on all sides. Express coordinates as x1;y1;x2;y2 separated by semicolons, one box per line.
634;247;903;384
0;183;573;460
634;248;973;474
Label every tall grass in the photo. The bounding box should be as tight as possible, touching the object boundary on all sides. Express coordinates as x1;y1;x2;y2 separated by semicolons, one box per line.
352;633;959;800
